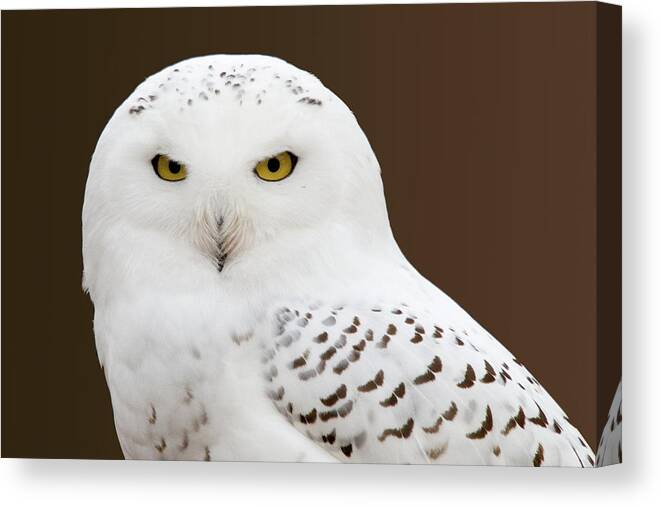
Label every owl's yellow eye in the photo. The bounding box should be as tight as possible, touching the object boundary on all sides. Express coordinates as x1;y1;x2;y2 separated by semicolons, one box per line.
254;151;298;182
151;154;187;182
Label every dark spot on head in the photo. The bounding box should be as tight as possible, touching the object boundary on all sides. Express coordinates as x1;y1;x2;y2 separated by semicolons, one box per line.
297;317;309;328
322;316;336;326
410;333;423;343
297;97;322;106
313;332;328;343
298;368;317;381
320;346;336;361
353;339;366;352
376;335;390;348
333;359;349;375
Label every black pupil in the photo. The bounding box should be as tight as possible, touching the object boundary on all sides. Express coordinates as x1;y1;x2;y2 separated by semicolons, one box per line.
267;158;280;172
168;160;181;174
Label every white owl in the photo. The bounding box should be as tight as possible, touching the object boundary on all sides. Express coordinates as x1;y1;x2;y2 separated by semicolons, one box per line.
596;381;622;466
83;54;595;466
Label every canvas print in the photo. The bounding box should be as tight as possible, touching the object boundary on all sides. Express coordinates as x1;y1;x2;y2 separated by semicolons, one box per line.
1;2;622;467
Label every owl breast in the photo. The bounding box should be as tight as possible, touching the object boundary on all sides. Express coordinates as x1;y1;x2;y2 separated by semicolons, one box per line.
98;290;336;462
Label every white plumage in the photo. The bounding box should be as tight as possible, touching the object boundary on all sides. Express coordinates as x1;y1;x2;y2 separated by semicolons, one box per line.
83;54;594;466
596;381;622;466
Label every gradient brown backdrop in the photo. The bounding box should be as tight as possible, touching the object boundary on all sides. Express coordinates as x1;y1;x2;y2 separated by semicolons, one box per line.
1;2;621;459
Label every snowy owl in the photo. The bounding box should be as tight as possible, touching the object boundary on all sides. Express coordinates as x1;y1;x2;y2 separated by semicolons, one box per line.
83;54;595;466
596;381;622;466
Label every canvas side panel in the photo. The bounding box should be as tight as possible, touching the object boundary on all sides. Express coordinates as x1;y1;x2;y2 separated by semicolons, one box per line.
596;1;622;466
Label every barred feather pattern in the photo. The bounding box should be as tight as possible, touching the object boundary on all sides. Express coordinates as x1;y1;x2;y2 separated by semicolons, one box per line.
596;381;622;467
262;302;595;466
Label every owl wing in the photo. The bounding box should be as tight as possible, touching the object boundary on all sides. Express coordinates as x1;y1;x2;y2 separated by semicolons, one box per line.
596;381;622;466
261;301;595;466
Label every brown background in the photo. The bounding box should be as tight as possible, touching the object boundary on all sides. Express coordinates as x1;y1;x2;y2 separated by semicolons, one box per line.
1;2;621;459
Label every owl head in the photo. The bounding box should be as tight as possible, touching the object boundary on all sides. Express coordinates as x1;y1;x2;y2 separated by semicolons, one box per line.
82;55;394;299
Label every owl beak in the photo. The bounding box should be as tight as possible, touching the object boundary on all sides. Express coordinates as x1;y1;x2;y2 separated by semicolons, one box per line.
216;217;226;273
210;208;246;273
217;250;227;273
